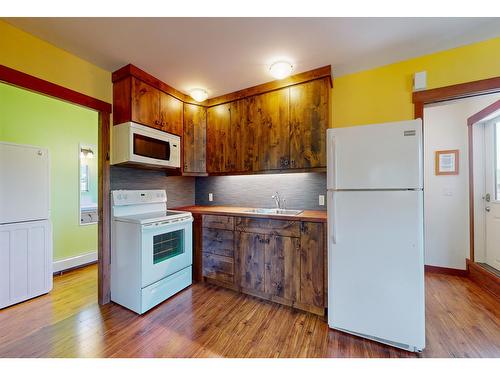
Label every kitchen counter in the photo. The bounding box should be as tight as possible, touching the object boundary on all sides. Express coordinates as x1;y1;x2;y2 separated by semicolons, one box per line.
173;205;327;223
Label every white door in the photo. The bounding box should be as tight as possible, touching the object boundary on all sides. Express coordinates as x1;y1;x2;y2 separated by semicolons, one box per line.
484;118;500;271
327;119;423;190
328;190;425;351
0;142;50;224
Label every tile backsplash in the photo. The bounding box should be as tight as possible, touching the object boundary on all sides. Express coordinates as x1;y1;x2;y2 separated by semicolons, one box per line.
195;172;327;210
110;166;195;208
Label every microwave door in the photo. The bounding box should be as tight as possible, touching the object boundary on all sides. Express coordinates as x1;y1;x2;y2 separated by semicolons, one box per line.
133;133;171;162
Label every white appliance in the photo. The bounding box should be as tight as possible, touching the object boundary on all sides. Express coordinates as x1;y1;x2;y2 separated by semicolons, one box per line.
112;121;181;169
327;119;425;352
0;142;53;309
111;189;193;314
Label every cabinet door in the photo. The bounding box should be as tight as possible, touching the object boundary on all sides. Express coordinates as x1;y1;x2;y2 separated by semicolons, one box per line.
207;104;230;173
289;78;329;169
183;103;207;173
229;99;254;172
264;235;300;303
160;91;183;135
131;78;160;128
236;231;265;293
300;222;325;308
249;89;290;171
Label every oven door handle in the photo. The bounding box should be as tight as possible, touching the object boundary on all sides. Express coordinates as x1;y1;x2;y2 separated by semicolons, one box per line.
141;216;193;230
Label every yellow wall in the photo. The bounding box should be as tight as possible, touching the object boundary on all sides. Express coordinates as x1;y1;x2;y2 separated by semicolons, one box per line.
0;20;112;103
332;37;500;128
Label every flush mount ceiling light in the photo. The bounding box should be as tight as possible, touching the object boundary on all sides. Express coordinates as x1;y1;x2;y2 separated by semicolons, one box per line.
269;61;294;79
190;88;208;102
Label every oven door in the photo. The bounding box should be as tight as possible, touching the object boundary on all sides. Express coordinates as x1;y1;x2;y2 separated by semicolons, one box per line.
140;217;193;287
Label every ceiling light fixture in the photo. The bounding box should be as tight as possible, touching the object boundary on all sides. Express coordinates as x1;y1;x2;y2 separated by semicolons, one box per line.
269;61;294;79
190;88;208;102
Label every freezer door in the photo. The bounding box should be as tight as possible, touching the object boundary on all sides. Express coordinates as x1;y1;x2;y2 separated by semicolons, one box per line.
328;190;425;351
327;119;422;190
0;143;50;224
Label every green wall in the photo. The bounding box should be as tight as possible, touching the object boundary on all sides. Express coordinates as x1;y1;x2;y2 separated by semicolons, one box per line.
0;82;98;261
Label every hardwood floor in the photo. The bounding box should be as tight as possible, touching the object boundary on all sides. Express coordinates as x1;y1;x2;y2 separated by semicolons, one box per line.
0;264;498;358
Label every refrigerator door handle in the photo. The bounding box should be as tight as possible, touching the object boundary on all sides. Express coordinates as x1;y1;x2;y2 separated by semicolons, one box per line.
328;191;337;244
327;132;336;190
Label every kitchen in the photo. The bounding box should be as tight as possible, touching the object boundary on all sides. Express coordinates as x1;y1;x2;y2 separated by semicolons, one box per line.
0;13;499;368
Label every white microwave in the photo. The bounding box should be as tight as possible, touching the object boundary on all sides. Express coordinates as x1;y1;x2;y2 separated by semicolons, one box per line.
112;122;180;169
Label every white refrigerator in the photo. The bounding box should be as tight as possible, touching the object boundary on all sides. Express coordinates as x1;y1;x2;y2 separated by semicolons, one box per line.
327;119;425;352
0;142;53;309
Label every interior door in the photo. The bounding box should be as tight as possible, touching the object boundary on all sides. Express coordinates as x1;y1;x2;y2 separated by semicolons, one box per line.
484;118;500;271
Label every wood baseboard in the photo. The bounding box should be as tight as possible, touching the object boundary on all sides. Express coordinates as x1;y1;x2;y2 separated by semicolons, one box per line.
467;259;500;298
425;264;469;277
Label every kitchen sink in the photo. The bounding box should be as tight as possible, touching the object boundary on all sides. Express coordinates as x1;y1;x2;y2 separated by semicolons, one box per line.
244;208;303;216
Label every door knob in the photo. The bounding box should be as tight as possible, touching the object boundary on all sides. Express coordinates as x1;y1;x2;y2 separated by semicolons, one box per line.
485;206;491;212
485;193;491;202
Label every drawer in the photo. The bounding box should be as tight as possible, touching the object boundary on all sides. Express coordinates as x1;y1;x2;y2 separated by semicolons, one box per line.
141;266;192;314
202;215;234;230
234;217;300;237
202;228;234;257
202;253;234;284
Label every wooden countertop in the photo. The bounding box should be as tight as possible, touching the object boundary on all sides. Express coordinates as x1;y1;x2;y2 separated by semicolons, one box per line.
173;205;327;223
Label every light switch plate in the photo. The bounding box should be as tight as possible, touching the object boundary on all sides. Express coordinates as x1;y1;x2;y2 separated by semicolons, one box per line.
319;195;325;206
208;193;213;202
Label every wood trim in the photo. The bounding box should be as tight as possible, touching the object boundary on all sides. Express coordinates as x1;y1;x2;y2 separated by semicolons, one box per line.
207;65;332;107
0;64;112;305
0;64;112;113
467;259;500;298
468;125;475;262
413;76;500;105
414;101;424;119
424;265;468;277
467;99;500;127
97;112;111;304
112;64;200;105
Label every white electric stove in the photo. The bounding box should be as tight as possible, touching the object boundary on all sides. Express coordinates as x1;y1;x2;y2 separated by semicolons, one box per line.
111;189;193;314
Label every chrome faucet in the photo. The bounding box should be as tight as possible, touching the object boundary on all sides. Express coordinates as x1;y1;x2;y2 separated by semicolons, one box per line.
272;192;285;209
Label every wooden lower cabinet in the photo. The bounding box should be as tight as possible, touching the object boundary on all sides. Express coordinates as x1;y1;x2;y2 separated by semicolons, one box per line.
264;235;300;304
200;214;326;316
236;232;266;294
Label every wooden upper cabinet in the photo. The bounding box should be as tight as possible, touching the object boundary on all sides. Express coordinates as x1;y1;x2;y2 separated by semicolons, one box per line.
113;75;183;135
229;99;254;172
183;103;207;174
289;77;330;169
249;89;290;171
206;104;230;173
160;91;183;136
131;77;160;128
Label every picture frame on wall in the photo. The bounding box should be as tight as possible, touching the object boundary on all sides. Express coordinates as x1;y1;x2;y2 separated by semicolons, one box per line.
435;149;459;175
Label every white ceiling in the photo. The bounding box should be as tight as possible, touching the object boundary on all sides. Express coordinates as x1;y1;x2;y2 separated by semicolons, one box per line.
4;17;500;98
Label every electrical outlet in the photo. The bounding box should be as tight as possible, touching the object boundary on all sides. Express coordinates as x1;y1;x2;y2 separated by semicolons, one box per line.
208;193;214;202
319;195;325;206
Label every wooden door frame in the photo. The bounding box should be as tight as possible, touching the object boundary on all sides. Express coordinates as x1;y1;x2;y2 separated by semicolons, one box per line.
0;64;113;305
413;76;500;263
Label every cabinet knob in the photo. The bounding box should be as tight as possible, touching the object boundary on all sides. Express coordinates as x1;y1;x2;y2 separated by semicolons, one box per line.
154;120;160;125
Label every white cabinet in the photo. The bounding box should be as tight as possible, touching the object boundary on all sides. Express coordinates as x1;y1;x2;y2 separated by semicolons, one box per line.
0;220;53;309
